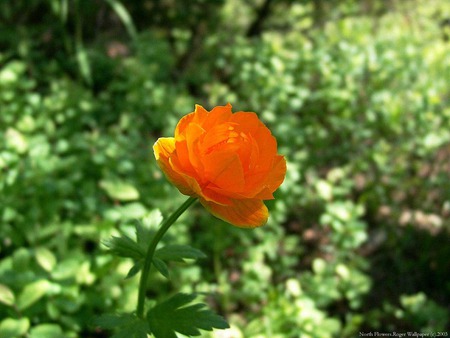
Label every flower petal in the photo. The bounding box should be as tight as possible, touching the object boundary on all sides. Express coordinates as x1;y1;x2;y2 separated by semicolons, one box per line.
176;104;232;137
230;111;261;135
203;149;245;192
200;198;269;228
246;155;286;199
153;138;194;195
253;126;277;172
169;154;232;205
169;155;203;196
201;187;233;205
174;139;196;176
175;106;206;138
184;122;206;173
201;104;233;130
264;155;287;192
201;122;236;155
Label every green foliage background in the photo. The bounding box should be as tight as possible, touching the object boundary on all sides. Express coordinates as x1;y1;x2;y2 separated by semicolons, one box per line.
1;0;449;337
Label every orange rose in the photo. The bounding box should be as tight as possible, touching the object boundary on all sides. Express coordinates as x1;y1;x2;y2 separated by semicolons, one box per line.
153;104;286;227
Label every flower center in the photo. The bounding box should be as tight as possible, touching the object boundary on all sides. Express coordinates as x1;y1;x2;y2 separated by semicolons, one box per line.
226;127;248;144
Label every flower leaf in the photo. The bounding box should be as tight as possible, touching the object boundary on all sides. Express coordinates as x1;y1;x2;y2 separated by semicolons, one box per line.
94;313;149;338
152;258;170;279
147;293;229;338
95;314;134;330
104;235;144;260
125;260;143;279
135;222;153;248
135;210;163;248
155;245;206;262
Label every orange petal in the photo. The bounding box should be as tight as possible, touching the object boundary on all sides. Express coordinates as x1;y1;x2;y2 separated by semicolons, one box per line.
169;154;232;205
177;104;232;136
244;170;270;197
175;114;193;138
230;111;260;135
168;155;202;196
246;134;260;173
247;155;286;198
253;126;277;172
174;139;196;176
201;187;233;205
206;185;244;199
153;137;175;161
201;104;233;131
175;107;204;138
193;104;209;121
203;149;245;192
184;122;206;172
200;198;269;228
253;187;275;200
201;122;235;155
153;138;194;196
264;155;287;192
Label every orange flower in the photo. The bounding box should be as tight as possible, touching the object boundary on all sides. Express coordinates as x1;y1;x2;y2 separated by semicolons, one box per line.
153;104;286;227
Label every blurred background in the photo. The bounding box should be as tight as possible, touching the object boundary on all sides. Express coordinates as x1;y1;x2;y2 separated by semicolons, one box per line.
0;0;449;337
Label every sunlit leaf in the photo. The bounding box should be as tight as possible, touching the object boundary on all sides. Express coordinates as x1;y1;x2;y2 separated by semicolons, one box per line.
29;324;65;338
35;247;57;272
6;128;28;154
100;180;140;201
105;0;138;41
0;318;30;338
76;44;92;85
0;284;15;306
17;279;51;311
140;209;164;234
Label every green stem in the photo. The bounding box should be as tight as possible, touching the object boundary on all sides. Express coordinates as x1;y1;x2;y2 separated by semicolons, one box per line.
136;196;197;319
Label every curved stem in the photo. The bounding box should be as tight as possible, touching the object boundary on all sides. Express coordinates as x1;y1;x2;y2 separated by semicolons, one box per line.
136;196;197;319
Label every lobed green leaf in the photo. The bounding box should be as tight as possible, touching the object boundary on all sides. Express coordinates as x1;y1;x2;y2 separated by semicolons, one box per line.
104;235;145;260
155;245;206;263
147;293;229;338
152;258;170;279
95;313;149;338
